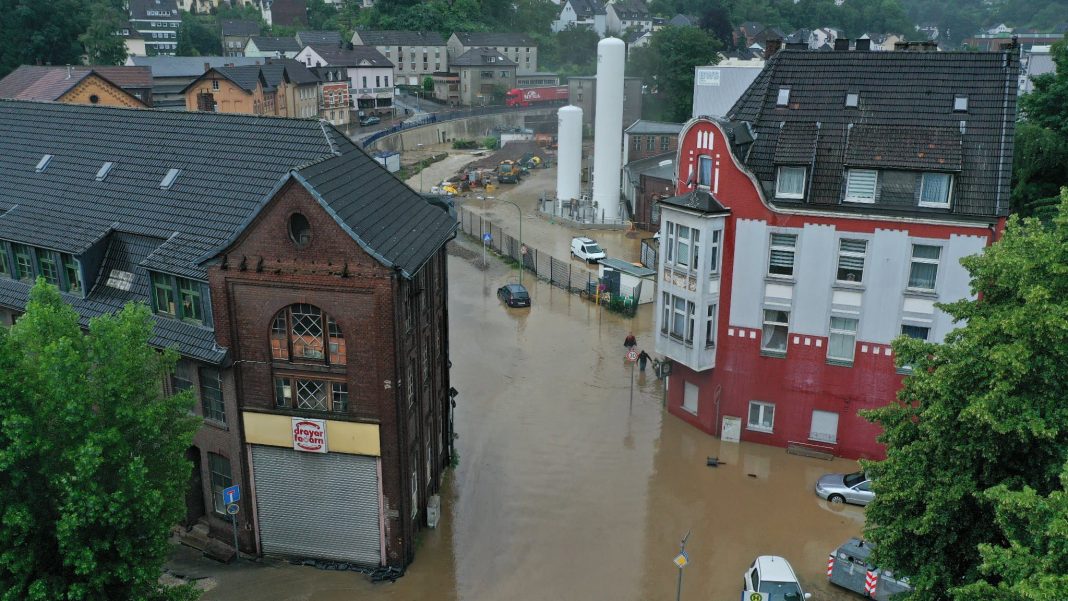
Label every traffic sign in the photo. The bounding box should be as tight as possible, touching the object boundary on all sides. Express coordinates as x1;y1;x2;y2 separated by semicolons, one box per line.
743;592;768;601
626;349;639;362
482;232;492;242
673;552;689;569
520;244;528;255
223;484;240;505
226;503;240;516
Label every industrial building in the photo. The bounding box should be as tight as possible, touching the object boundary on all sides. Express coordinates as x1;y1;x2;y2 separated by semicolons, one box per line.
654;43;1019;459
0;100;456;567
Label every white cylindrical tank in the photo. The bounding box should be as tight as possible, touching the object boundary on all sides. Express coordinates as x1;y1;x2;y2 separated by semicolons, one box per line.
592;37;626;211
556;105;583;211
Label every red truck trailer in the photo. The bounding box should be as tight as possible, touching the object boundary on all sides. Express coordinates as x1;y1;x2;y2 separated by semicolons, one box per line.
505;86;569;107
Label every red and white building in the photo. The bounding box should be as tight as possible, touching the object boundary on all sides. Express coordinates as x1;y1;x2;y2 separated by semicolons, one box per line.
654;42;1020;459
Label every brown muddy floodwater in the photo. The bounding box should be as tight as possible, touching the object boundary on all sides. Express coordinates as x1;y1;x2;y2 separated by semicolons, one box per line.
196;238;863;601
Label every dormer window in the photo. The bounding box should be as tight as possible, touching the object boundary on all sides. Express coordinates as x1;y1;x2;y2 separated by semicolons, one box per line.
919;173;952;208
775;167;806;199
844;169;878;203
954;95;968;112
845;92;859;107
776;88;790;106
150;272;210;326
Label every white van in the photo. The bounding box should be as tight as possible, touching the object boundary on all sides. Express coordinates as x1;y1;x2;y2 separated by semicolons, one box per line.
570;237;606;263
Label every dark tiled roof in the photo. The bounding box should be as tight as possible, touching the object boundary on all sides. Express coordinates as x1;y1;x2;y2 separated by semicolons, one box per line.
844;125;962;172
0;66;91;101
660;190;730;214
127;56;265;78
568;0;606;17
305;44;392;67
213;65;262;92
451;48;516;67
222;19;260;37
128;0;179;20
268;0;307;27
296;30;342;46
88;66;153;89
609;0;650;19
453;32;535;47
625;120;683;135
773;121;818;165
728;48;1019;217
266;58;320;85
250;36;301;53
354;30;446;46
0;100;452;360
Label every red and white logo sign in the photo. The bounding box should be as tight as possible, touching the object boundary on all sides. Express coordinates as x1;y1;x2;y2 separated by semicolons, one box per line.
292;417;328;453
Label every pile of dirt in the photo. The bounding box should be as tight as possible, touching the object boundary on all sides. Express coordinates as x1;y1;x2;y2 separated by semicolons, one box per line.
469;141;549;169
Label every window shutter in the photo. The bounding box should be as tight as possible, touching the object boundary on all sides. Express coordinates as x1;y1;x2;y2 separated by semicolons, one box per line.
846;170;877;200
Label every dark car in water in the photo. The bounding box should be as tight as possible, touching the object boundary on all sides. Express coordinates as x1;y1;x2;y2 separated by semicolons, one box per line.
359;116;381;126
497;283;530;308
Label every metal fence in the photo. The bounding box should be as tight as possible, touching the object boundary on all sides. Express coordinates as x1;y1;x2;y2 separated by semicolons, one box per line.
537;195;628;226
457;207;641;316
640;237;659;270
358;102;565;148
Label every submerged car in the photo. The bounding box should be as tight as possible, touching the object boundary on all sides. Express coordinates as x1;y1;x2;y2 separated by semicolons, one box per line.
743;556;812;601
570;237;606;263
359;116;381;126
496;283;530;308
815;471;875;506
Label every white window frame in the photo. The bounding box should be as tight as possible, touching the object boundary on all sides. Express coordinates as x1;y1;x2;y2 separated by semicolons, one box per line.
768;233;797;277
747;400;775;433
844;169;878;203
662;293;696;345
761;309;790;354
664;221;675;264
835;238;867;284
776;87;790;106
901;324;930;341
697;155;713;187
704;304;716;348
908;244;941;290
918;173;953;208
675;224;691;268
775;166;806;199
827;316;859;363
708;229;721;275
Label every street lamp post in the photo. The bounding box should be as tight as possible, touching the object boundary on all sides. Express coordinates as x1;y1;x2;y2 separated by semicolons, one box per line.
499;199;523;285
416;143;425;193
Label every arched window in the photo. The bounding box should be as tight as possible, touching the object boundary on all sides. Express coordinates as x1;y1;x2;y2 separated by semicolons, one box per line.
270;303;346;365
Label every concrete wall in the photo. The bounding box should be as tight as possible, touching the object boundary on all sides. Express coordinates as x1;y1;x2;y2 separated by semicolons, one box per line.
363;107;559;153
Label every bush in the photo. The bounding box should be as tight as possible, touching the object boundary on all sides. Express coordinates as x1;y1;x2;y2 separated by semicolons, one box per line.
452;139;478;149
482;137;500;150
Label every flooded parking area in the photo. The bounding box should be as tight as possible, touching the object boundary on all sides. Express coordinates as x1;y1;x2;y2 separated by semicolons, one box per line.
189;238;864;601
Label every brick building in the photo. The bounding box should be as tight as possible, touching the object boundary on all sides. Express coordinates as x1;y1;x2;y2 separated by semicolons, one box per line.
653;44;1019;459
0;100;456;567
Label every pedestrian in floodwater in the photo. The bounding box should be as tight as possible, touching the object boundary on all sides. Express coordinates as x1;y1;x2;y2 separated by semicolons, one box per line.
638;350;650;371
624;332;637;348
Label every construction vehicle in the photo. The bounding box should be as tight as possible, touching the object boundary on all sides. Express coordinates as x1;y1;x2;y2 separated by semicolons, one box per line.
504;86;569;108
497;160;520;184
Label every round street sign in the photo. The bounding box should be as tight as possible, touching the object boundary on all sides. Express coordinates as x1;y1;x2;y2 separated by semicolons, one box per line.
521;244;528;255
626;349;639;362
226;503;240;516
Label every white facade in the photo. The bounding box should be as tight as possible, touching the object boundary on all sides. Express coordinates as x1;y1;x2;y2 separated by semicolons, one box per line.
552;0;608;36
591;37;625;211
556;105;583;208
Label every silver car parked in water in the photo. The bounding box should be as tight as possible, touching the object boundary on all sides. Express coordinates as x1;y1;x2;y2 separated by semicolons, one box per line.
815;471;875;506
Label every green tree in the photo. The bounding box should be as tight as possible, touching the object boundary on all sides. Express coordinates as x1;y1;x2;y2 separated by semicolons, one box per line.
628;25;720;122
80;1;128;65
951;461;1068;600
862;193;1068;600
0;0;88;77
1013;37;1068;218
0;281;201;601
177;13;221;56
422;75;434;92
307;0;340;31
540;24;600;76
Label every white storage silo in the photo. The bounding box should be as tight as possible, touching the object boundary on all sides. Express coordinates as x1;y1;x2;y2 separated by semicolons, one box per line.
592;37;626;212
556;105;583;211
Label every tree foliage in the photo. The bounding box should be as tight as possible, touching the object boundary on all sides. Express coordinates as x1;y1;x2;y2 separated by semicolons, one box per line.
177;13;221;57
0;281;201;601
538;24;600;77
651;0;913;39
80;1;128;65
628;25;720;122
862;193;1068;600
1013;37;1068;219
0;0;88;76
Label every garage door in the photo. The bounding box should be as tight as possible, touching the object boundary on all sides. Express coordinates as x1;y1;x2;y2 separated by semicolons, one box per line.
251;445;381;565
810;410;839;444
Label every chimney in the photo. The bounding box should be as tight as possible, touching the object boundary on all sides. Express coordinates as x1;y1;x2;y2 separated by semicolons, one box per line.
855;38;871;51
834;38;850;51
66;64;72;79
204;62;211;72
764;38;782;59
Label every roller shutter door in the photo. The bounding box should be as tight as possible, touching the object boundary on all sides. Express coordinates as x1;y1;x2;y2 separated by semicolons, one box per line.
251;446;381;565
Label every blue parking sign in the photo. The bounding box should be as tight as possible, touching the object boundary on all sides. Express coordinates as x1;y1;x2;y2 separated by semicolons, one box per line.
482;232;492;242
223;484;240;505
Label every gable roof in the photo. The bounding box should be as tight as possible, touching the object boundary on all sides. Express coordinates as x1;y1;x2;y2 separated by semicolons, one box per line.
249;36;302;53
296;30;342;46
212;65;263;92
567;0;606;17
222;19;260;37
727;47;1020;217
453;32;535;47
625;120;683;135
354;30;446;46
451;47;517;67
128;0;179;20
0;66;146;105
0;100;454;361
304;44;393;68
608;0;650;19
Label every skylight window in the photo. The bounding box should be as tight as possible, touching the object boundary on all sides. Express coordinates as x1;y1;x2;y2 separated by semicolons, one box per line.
845;93;859;107
160;168;181;190
954;96;968;112
35;155;54;172
776;88;790;106
95;162;114;181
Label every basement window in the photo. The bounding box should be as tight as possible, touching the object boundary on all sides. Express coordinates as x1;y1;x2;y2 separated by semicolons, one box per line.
35;154;54;172
160;168;180;190
776;88;790;106
95;162;114;181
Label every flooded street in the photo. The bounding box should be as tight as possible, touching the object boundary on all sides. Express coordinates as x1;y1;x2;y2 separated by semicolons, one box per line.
188;234;864;601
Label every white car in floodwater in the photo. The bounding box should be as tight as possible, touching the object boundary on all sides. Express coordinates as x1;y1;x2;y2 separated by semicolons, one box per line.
743;555;812;601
